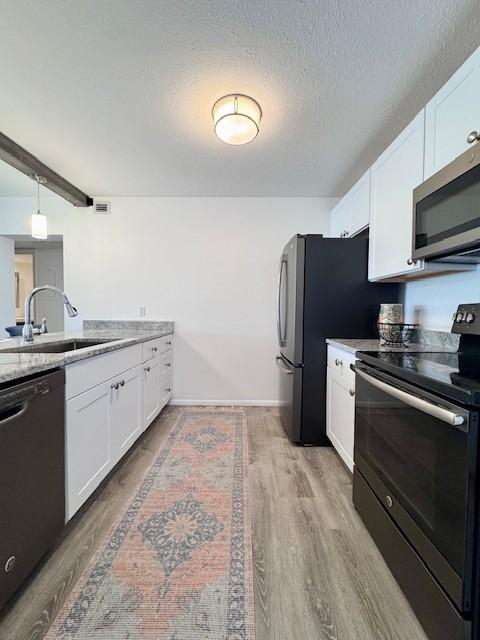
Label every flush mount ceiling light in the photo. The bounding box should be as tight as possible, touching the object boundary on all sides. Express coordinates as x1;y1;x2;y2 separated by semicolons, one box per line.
212;94;262;145
31;175;48;239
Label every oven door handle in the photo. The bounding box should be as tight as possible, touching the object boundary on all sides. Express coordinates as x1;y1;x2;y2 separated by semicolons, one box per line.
355;367;466;428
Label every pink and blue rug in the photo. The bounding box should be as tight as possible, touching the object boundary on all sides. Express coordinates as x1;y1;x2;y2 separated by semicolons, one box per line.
46;408;255;639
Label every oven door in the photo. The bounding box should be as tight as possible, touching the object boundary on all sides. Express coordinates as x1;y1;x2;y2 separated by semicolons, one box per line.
413;144;480;261
354;362;477;612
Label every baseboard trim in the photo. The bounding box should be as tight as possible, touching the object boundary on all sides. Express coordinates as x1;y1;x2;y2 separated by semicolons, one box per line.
170;399;281;407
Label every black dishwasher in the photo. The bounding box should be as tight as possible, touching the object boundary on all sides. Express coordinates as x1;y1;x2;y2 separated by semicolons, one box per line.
0;369;65;609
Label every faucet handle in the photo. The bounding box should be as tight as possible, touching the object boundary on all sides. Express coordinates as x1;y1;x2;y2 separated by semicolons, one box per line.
40;318;48;334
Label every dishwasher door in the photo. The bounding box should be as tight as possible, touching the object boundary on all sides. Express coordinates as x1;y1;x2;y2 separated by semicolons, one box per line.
0;369;65;610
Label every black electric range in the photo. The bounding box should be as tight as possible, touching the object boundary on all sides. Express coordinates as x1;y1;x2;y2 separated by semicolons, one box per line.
352;303;480;640
356;349;480;407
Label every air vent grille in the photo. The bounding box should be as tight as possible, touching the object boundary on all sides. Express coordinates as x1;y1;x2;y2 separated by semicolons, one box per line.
94;201;111;215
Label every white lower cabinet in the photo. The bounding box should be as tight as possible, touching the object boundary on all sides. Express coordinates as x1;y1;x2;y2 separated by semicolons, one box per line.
143;355;162;429
326;346;356;472
66;381;112;519
66;334;174;521
142;344;173;430
110;365;143;464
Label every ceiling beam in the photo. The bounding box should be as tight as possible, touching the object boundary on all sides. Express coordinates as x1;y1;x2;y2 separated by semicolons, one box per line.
0;131;93;207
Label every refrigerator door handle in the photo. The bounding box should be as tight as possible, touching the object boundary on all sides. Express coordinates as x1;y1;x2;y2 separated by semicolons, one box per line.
276;356;293;375
277;256;288;347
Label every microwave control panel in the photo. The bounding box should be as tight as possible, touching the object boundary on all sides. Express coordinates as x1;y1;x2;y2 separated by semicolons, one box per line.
451;303;480;335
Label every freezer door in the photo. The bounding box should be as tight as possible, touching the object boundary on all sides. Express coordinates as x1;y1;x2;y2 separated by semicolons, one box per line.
276;355;303;443
277;236;304;365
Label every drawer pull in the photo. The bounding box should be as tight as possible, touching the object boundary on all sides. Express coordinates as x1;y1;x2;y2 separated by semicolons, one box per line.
166;362;171;367
111;382;119;390
145;366;151;373
166;341;172;346
120;380;125;387
349;388;355;397
152;346;158;352
335;358;343;366
165;387;171;393
385;495;393;508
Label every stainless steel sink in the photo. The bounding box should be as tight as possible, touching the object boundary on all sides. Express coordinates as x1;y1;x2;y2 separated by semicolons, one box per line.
1;339;116;354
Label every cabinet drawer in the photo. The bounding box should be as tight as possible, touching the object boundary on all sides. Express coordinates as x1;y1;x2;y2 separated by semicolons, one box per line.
327;346;355;383
160;369;173;407
66;344;142;400
142;334;174;362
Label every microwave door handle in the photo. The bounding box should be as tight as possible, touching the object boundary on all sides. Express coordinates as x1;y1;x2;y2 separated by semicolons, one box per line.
276;257;287;347
355;368;466;429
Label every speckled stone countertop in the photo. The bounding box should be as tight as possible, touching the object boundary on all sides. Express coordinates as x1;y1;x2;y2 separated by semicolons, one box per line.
325;337;458;356
0;320;174;386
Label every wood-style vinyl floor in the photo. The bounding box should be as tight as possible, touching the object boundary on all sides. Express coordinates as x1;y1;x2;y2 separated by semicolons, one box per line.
0;406;427;640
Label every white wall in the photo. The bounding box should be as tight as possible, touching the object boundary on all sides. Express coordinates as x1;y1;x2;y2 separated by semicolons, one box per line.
0;196;333;402
0;236;15;336
34;246;65;331
403;268;480;330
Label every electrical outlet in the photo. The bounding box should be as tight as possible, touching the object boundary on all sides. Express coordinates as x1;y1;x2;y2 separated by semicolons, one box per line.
139;306;146;317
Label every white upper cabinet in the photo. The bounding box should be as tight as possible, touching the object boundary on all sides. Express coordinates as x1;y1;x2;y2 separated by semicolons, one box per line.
330;198;349;238
329;170;370;238
424;48;480;179
369;111;425;280
348;169;370;235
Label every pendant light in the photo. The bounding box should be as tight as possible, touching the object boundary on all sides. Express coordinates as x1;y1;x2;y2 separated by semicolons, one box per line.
31;175;48;239
212;94;262;145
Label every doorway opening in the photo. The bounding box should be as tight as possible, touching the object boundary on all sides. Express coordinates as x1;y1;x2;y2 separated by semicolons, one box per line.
0;235;64;338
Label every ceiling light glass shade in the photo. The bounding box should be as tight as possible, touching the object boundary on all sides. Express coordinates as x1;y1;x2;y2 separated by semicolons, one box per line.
212;94;262;145
31;211;47;239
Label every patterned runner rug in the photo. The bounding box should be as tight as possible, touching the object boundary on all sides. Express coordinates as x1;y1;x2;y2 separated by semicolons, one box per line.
46;408;255;640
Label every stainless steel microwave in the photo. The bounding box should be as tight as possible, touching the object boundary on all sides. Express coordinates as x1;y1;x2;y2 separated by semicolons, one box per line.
412;143;480;262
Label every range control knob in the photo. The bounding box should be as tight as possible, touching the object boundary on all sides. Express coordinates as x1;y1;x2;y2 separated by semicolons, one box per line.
466;312;476;324
456;312;465;323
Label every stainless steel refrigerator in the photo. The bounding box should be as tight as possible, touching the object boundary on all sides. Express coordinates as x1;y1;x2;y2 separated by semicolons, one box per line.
276;234;398;445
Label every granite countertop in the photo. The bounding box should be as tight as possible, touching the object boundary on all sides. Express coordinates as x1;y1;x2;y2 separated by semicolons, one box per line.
0;320;174;386
325;337;458;356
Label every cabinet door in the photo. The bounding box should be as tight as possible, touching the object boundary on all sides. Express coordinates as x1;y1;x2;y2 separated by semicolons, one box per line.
143;355;161;429
326;368;355;472
66;382;111;520
348;169;370;235
369;111;425;280
110;365;143;464
330;198;349;237
159;350;173;411
425;48;480;179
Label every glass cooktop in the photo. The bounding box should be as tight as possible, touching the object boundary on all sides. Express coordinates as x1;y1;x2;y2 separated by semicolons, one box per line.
356;350;480;406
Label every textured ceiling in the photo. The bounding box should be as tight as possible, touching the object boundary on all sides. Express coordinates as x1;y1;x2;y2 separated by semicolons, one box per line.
0;0;479;197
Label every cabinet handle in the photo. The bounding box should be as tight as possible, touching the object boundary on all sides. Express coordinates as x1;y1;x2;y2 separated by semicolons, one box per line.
145;366;151;372
111;382;119;390
467;130;480;144
166;362;171;367
335;358;343;366
166;340;172;346
165;387;171;393
407;257;418;266
152;346;158;352
349;388;355;397
120;380;125;387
